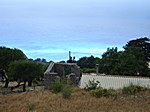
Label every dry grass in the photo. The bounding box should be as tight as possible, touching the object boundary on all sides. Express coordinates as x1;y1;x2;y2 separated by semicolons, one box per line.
0;86;150;112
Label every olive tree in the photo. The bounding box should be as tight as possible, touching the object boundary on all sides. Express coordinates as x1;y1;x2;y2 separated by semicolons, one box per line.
0;46;27;87
8;60;44;91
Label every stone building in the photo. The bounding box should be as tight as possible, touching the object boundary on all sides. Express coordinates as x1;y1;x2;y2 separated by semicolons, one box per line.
44;62;81;89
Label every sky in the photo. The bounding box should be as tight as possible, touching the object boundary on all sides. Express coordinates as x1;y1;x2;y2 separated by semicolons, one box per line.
0;0;150;62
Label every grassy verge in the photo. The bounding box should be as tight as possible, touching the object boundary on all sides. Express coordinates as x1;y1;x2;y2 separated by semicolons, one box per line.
0;81;150;112
0;86;150;112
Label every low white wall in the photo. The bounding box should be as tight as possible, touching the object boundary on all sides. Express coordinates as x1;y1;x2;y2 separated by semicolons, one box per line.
80;75;150;89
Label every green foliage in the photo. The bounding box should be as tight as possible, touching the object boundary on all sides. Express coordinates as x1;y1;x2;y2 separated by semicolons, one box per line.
49;80;64;93
49;80;72;98
8;60;44;91
122;84;147;95
34;58;47;62
100;43;149;76
77;56;100;68
0;46;26;70
76;37;150;76
8;60;44;82
27;102;36;111
49;80;67;93
91;88;116;98
84;80;149;98
124;37;150;61
120;37;150;75
62;85;72;99
84;79;101;91
85;80;116;98
81;68;96;73
99;47;122;74
120;46;148;75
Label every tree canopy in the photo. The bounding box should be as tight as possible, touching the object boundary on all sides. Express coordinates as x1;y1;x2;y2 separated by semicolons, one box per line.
0;46;27;87
8;60;44;91
118;46;148;75
77;55;100;68
99;38;150;76
0;46;27;70
124;37;150;61
99;47;122;74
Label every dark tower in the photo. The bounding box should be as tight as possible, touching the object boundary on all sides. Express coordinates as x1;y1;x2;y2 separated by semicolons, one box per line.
67;51;76;63
69;51;71;60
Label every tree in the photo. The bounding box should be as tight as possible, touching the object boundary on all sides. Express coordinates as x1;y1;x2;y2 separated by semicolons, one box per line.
124;37;150;61
34;58;47;63
99;47;122;74
77;56;99;68
119;46;149;76
34;58;42;62
0;47;27;70
100;46;149;76
0;69;7;82
8;60;44;91
0;46;27;87
59;61;66;63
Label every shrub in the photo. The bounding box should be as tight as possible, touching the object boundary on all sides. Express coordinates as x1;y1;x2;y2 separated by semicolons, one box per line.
91;88;116;98
107;88;117;97
27;102;36;111
49;80;67;93
84;79;101;91
81;68;96;73
49;80;72;99
62;85;72;99
122;84;147;95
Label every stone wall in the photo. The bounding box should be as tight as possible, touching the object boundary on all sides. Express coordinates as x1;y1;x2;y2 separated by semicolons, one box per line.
44;62;81;89
44;72;59;89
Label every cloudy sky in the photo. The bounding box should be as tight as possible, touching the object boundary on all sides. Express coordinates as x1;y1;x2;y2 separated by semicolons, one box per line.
0;0;150;61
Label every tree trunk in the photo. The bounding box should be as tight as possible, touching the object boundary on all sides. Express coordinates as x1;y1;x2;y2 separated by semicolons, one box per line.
28;80;32;86
4;79;9;88
0;69;9;88
23;81;26;92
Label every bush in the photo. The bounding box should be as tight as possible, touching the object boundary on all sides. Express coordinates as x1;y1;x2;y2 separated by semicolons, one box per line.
84;79;101;91
122;84;147;95
27;102;36;111
49;80;72;99
62;85;72;99
81;68;96;73
91;88;116;98
49;80;67;93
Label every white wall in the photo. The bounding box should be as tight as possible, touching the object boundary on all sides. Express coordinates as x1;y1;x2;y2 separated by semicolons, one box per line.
80;75;150;89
